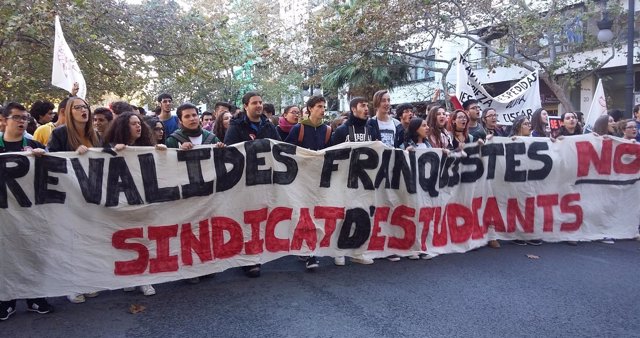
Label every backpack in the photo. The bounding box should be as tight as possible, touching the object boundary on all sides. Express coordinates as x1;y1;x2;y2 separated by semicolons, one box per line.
298;124;332;145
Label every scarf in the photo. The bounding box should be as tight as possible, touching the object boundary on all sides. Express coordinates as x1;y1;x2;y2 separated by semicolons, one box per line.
182;126;203;137
278;116;294;133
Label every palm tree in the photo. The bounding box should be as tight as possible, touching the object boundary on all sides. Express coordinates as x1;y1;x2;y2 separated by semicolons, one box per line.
322;53;411;100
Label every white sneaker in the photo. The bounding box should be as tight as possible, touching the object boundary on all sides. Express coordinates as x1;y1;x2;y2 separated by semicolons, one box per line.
408;254;420;260
140;285;156;296
386;255;401;262
85;291;99;298
123;287;135;292
420;253;433;260
67;293;85;304
351;256;374;265
334;256;345;266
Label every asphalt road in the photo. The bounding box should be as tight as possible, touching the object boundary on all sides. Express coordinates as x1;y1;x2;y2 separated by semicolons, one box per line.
2;240;639;338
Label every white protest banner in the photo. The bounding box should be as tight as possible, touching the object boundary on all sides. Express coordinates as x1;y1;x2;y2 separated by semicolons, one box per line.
584;79;608;133
1;137;639;299
51;16;87;99
456;54;542;125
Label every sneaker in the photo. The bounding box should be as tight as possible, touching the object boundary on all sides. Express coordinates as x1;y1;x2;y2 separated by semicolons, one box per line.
386;255;401;262
305;256;319;270
243;264;261;278
140;285;156;296
407;254;420;260
420;253;433;260
297;256;309;262
334;256;345;266
526;240;543;246
26;298;53;314
85;291;99;298
67;293;85;304
600;238;615;244
123;287;135;292
0;300;17;321
351;256;374;265
187;277;200;284
488;240;501;248
513;240;527;246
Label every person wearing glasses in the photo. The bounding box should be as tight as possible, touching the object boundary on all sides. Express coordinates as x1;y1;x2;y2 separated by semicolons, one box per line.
482;108;507;137
621;119;638;141
33;82;79;145
47;97;101;154
143;115;165;145
0;102;53;321
156;93;179;137
277;105;301;140
507;115;544;246
47;98;103;304
463;99;487;141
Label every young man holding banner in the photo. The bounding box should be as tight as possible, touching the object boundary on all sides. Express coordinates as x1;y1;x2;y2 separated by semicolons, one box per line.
463;99;487;141
330;97;379;266
223;92;280;278
0;103;52;321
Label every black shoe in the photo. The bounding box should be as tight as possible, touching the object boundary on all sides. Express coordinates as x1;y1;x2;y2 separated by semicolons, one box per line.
243;264;261;278
0;300;17;321
526;240;543;246
513;240;527;246
26;298;53;314
305;256;319;270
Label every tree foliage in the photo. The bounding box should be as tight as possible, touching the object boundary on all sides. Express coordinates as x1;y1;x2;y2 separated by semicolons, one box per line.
1;0;301;108
305;0;626;111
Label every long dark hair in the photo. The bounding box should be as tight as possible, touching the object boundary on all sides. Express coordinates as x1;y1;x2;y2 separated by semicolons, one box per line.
426;106;446;148
530;108;548;136
143;115;165;144
404;117;425;146
558;111;582;136
214;111;231;142
104;112;155;146
509;115;529;136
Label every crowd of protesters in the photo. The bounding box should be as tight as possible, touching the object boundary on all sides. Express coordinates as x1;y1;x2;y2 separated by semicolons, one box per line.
1;85;639;321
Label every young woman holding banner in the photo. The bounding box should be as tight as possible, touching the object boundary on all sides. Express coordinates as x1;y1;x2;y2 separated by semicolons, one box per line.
558;112;582;136
103;111;165;296
47;97;104;304
530;108;550;137
508;115;544;246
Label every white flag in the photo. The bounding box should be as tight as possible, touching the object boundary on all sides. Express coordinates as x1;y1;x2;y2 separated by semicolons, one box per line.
584;79;607;133
51;16;87;99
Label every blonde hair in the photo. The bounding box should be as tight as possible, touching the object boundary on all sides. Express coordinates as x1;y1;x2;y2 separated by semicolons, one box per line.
65;97;100;149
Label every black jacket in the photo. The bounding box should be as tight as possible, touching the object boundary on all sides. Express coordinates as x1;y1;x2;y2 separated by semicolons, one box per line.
331;113;381;145
223;113;281;145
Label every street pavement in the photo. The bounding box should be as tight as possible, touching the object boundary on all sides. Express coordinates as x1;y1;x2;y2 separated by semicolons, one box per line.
2;240;639;337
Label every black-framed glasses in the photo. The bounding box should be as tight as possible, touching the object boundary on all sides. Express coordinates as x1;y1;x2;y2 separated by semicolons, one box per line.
8;115;30;122
73;105;89;110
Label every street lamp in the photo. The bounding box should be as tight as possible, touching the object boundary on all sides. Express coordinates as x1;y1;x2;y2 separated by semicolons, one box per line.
597;0;636;118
